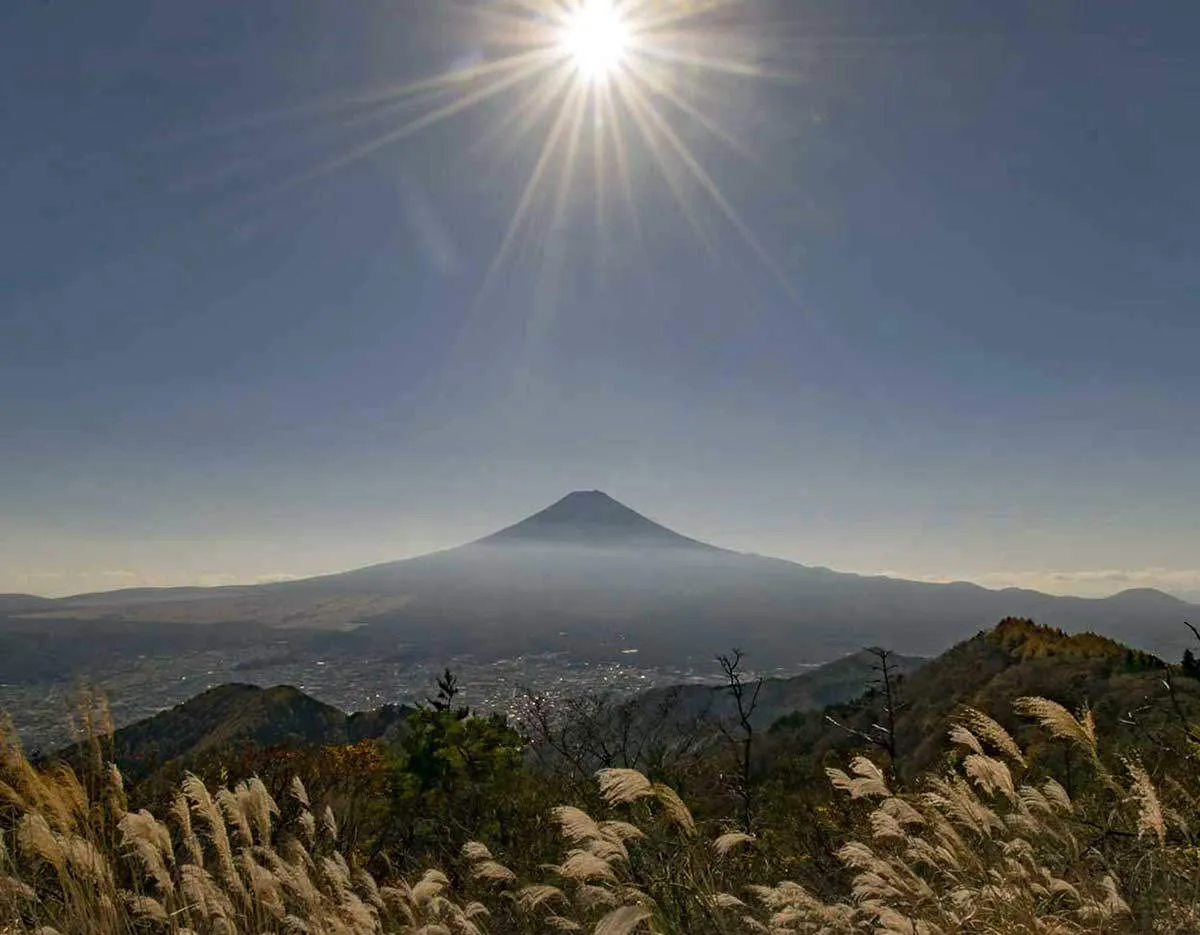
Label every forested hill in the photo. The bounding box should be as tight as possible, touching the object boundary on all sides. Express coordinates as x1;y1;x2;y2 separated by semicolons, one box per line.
771;617;1195;776
628;648;926;731
57;684;411;780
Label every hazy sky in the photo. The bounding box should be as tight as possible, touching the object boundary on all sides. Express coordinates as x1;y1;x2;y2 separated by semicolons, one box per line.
3;1;1198;600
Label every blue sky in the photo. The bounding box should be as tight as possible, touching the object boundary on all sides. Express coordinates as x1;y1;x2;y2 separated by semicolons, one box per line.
2;0;1198;599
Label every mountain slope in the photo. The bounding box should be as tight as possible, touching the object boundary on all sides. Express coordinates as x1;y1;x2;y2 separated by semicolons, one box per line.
0;594;59;615
771;618;1198;776
477;490;715;549
629;649;927;731
14;492;1200;662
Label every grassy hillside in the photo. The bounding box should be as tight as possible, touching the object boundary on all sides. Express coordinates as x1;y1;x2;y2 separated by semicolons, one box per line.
5;621;1200;931
7;618;1200;931
771;617;1193;777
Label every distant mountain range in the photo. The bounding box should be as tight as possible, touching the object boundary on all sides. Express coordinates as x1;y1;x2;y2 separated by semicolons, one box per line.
7;491;1197;663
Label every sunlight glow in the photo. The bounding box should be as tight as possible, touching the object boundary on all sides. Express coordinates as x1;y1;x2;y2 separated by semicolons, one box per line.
226;0;797;309
559;0;629;82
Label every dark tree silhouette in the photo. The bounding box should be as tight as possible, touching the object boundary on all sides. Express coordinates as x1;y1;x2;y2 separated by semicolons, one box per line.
717;648;762;830
826;646;906;777
427;668;464;714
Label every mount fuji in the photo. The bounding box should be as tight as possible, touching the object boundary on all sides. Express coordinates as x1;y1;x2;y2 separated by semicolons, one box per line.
12;491;1197;664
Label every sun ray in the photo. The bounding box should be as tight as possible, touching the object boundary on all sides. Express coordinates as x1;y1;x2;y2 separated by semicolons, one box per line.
477;79;591;303
527;79;591;332
591;83;611;251
181;0;802;314
550;79;591;232
612;71;715;250
469;63;577;165
627;0;739;33
616;71;799;300
281;52;557;191
597;77;646;262
624;57;755;162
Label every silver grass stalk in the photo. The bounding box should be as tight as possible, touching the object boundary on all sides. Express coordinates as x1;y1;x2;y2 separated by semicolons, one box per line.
555;849;618;883
596;768;654;806
289;775;310;808
516;883;566;911
651;782;696;835
594;904;652;935
1013;696;1097;756
712;831;756;856
461;840;493;862
472;859;517;883
955;706;1026;765
320;804;338;843
963;754;1016;801
1126;759;1166;845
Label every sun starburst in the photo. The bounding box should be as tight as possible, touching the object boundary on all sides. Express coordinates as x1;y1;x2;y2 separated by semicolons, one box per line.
209;1;794;305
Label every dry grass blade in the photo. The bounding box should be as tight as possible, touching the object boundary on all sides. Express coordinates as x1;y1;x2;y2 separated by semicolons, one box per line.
947;725;984;757
1126;759;1166;844
554;805;602;842
955;706;1026;766
598;820;644;842
16;813;64;868
320;804;338;842
712;831;756;856
1014;697;1097;756
555;849;618;882
462;840;493;862
410;868;450;905
963;754;1016;801
652;783;695;835
289;775;310;808
123;893;169;923
473;859;517;883
118;809;175;894
594;904;653;935
827;756;890;799
517;883;566;910
596;768;654;805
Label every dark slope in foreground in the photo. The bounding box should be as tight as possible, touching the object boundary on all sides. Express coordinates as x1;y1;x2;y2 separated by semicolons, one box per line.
16;491;1200;662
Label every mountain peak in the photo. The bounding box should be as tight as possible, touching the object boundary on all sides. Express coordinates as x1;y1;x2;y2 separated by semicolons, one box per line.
475;491;711;549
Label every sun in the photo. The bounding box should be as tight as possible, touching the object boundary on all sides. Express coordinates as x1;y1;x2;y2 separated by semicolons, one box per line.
257;0;791;305
559;0;629;83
